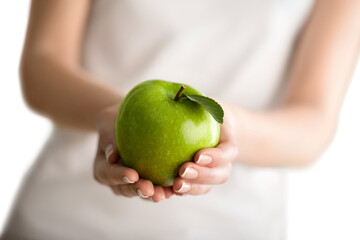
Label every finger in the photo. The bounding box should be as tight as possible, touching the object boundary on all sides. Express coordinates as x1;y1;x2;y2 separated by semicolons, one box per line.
104;144;119;164
97;138;119;164
178;162;232;184
110;184;137;198
110;179;155;199
174;192;184;196
151;186;166;202
194;124;238;167
133;179;155;198
186;184;213;195
96;109;119;164
95;156;139;185
173;179;213;195
163;187;174;199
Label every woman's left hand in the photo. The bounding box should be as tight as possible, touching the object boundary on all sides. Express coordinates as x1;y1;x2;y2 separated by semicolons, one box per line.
172;107;238;195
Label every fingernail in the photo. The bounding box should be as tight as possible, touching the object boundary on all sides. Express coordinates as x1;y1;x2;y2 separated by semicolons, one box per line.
123;176;134;184
196;154;212;165
175;182;191;193
105;144;114;162
137;188;149;198
180;167;198;179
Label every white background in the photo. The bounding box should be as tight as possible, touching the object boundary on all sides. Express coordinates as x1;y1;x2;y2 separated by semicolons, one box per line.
0;2;359;239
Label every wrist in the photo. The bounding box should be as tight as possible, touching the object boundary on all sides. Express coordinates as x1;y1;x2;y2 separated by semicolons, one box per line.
221;102;239;133
95;102;122;130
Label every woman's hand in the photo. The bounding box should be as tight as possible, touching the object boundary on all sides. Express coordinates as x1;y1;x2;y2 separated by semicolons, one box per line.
93;104;174;202
173;105;239;195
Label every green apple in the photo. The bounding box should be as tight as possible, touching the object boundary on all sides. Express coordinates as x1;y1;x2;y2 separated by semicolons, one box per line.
115;80;221;187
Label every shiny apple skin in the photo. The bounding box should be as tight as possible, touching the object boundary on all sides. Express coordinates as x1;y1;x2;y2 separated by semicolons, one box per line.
115;80;220;186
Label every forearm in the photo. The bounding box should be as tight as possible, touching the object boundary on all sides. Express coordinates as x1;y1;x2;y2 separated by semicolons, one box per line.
21;52;122;131
226;104;335;167
19;0;121;131
228;0;360;167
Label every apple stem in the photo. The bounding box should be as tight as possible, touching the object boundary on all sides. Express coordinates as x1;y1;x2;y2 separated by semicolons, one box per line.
174;85;186;101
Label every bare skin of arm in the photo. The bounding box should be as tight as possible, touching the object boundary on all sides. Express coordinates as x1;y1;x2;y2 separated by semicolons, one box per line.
21;0;123;131
21;0;360;200
223;0;360;167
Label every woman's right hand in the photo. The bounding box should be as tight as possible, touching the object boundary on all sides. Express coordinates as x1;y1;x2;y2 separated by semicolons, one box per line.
93;104;174;202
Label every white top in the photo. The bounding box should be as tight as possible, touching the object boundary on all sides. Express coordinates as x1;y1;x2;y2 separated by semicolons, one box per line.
3;1;314;239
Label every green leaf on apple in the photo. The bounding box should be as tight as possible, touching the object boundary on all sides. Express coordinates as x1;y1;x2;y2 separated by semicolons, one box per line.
184;95;224;124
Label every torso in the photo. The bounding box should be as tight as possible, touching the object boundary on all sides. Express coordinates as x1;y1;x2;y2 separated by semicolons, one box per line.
3;1;314;239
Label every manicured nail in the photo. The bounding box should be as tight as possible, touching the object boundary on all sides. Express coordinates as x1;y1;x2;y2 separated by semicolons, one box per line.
175;182;191;193
137;188;149;198
196;154;212;165
123;176;134;184
180;167;198;179
105;144;114;163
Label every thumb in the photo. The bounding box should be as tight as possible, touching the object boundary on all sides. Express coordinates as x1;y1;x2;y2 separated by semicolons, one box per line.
96;106;119;164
